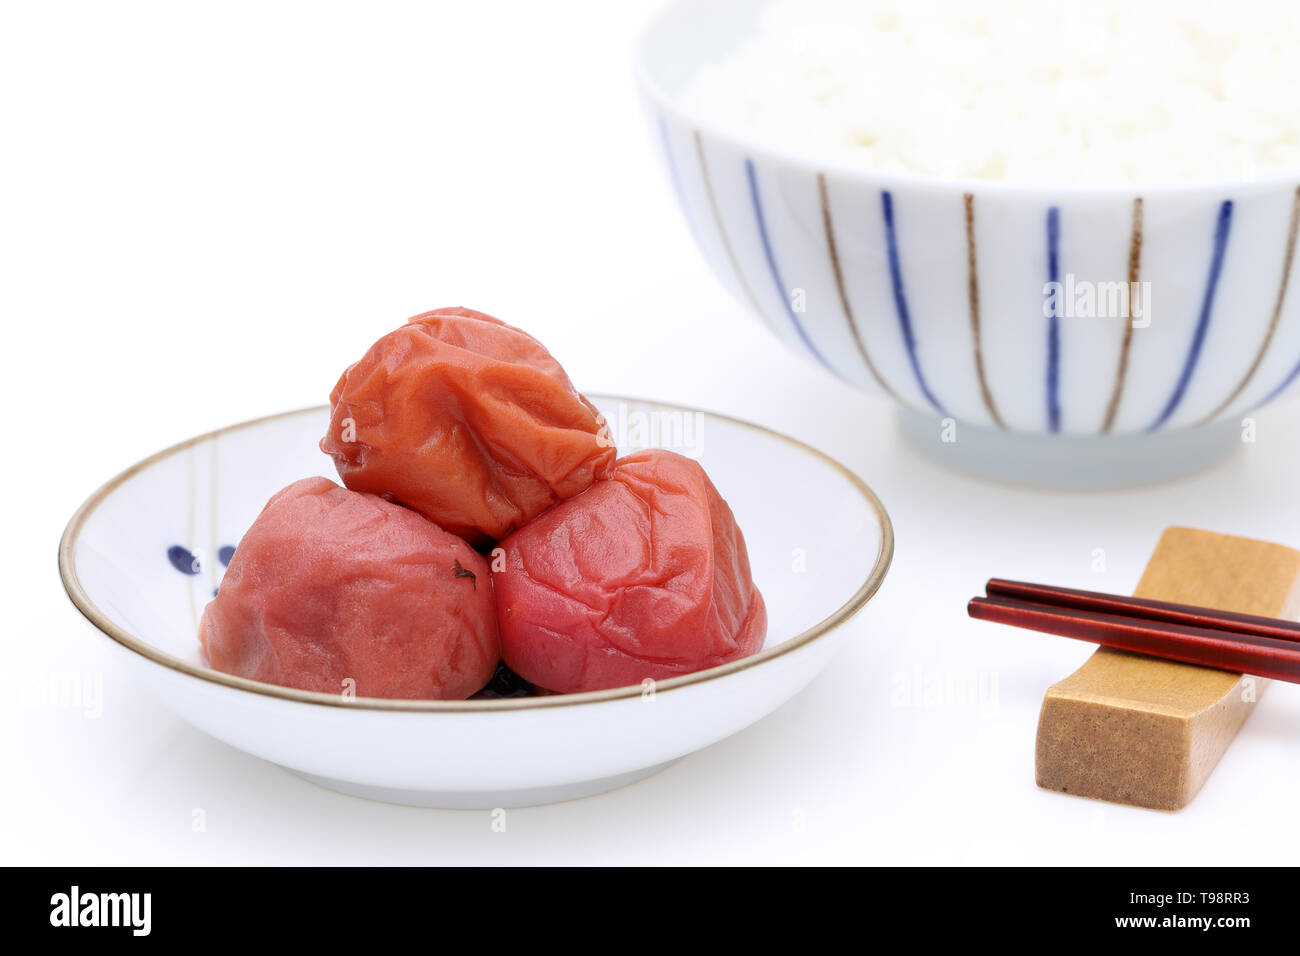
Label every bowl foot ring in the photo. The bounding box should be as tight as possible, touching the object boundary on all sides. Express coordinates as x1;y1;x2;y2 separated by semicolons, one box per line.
898;409;1241;488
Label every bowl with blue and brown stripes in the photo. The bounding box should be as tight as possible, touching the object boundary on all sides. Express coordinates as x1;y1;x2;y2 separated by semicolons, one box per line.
637;0;1300;486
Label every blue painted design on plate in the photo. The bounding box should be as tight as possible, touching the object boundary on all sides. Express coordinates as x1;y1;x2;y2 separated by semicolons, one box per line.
167;545;200;575
169;543;235;582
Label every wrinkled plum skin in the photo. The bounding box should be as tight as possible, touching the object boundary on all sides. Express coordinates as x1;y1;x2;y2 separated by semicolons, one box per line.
200;477;500;700
492;449;767;693
320;307;616;548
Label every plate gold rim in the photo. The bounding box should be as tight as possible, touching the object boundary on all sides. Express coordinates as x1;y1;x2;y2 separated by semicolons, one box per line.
58;396;894;713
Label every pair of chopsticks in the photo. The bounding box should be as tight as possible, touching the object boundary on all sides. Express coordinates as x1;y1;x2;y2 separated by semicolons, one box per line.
968;579;1300;683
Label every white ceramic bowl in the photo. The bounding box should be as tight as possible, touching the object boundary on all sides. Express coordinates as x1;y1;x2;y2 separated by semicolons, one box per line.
637;0;1300;485
59;397;892;808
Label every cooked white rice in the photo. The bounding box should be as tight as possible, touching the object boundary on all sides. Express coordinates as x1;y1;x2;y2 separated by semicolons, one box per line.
681;0;1300;184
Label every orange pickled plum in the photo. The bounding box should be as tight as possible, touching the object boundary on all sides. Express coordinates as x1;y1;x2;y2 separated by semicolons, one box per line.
320;307;615;548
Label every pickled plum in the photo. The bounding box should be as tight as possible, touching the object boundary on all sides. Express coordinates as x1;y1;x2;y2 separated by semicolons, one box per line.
201;308;771;702
320;307;616;547
491;449;766;693
200;477;499;700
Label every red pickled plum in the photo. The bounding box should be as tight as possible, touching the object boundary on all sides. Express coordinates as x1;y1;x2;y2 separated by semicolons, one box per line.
200;477;499;700
492;449;766;693
320;307;616;547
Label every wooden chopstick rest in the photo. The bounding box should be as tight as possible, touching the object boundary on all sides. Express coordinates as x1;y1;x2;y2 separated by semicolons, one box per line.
1031;527;1300;811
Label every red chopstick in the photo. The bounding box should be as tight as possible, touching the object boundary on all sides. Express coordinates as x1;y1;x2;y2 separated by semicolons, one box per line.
967;583;1300;684
985;578;1300;645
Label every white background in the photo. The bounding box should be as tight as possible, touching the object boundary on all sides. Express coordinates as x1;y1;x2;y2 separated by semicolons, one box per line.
3;0;1298;865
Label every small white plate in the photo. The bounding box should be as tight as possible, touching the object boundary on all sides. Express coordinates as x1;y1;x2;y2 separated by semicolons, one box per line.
59;396;893;808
